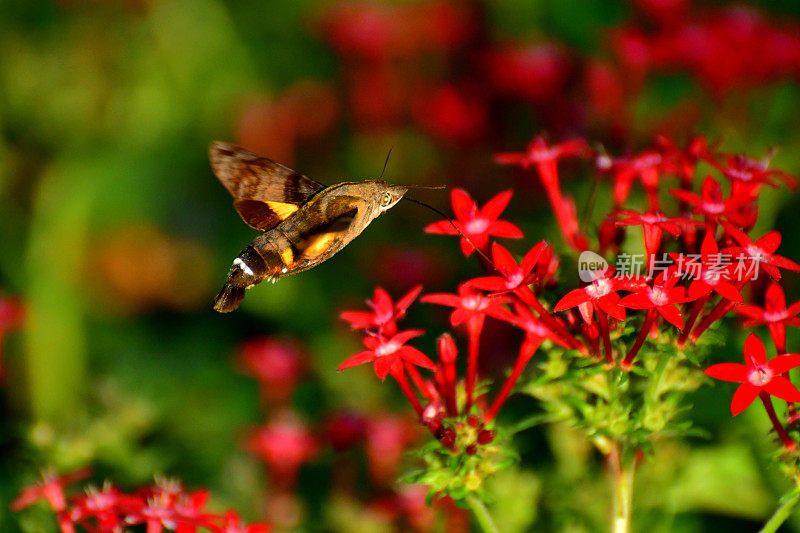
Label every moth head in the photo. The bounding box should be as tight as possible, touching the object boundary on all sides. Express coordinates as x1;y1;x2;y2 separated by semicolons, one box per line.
376;184;408;212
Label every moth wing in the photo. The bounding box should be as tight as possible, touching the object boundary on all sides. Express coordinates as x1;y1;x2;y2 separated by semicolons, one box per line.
209;142;325;230
285;196;364;274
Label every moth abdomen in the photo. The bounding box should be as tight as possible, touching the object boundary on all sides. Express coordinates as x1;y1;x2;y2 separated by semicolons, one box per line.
213;245;270;313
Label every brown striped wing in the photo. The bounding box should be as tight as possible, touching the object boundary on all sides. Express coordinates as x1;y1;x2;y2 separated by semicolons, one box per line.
209;142;325;230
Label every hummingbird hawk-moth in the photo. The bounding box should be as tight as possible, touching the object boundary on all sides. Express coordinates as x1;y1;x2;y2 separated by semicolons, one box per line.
210;142;409;313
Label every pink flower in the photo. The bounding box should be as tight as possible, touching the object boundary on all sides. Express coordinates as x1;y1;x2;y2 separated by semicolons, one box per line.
705;333;800;415
425;189;523;256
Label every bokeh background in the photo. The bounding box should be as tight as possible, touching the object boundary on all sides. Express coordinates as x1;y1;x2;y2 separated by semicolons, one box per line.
3;0;800;531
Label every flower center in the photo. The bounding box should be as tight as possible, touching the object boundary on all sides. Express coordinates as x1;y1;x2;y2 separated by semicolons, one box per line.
648;287;670;306
375;341;401;357
746;245;768;262
702;201;725;214
465;218;489;234
747;366;773;386
764;310;787;322
727;168;753;182
462;295;487;311
586;278;612;299
506;271;525;288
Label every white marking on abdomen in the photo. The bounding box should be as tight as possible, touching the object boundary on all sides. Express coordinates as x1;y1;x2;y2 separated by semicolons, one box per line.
233;257;254;276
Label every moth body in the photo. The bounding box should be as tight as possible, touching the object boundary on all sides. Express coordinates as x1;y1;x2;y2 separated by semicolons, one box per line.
210;142;407;313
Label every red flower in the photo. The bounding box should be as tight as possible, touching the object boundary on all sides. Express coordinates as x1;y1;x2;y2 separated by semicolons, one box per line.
713;151;797;194
11;467;91;513
422;285;511;327
670;176;752;224
604;149;674;209
215;511;273;533
721;222;800;281
340;285;422;336
495;137;590;250
467;242;548;292
554;267;639;322
705;333;800;415
619;270;689;330
615;210;691;264
735;282;800;353
246;414;319;482
412;85;487;145
673;232;743;303
337;329;434;379
66;483;141;532
425;189;523;256
239;337;304;404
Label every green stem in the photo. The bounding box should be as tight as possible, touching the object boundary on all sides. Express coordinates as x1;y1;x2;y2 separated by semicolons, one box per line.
645;351;670;404
759;490;800;533
466;493;499;533
609;444;634;533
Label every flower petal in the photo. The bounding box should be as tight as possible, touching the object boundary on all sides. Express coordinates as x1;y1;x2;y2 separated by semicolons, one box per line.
451;188;477;221
489;220;524;238
424;220;459;235
767;353;800;375
730;383;760;416
481;190;514;220
764;376;800;404
399;347;436;370
705;362;748;383
491;243;518;274
337;351;376;371
554;288;589;311
744;333;767;365
657;304;684;330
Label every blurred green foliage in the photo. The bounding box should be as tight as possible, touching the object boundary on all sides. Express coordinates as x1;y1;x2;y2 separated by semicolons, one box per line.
3;0;800;532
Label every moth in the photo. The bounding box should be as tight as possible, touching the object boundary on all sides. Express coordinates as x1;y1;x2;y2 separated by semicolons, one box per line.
210;142;409;313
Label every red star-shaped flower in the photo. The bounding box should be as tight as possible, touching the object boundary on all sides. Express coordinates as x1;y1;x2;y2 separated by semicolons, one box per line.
670;176;753;225
467;241;548;292
425;188;523;256
672;232;743;303
619;270;690;330
615;209;695;264
721;222;800;281
337;329;434;379
735;282;800;353
340;285;422;336
554;267;641;322
11;467;91;513
705;333;800;415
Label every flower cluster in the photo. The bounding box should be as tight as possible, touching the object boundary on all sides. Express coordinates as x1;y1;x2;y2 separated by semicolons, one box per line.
315;0;800;150
615;3;800;95
337;131;800;506
11;469;271;533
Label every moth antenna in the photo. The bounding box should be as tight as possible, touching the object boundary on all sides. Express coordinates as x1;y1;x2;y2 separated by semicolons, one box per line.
402;195;498;268
379;147;393;180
